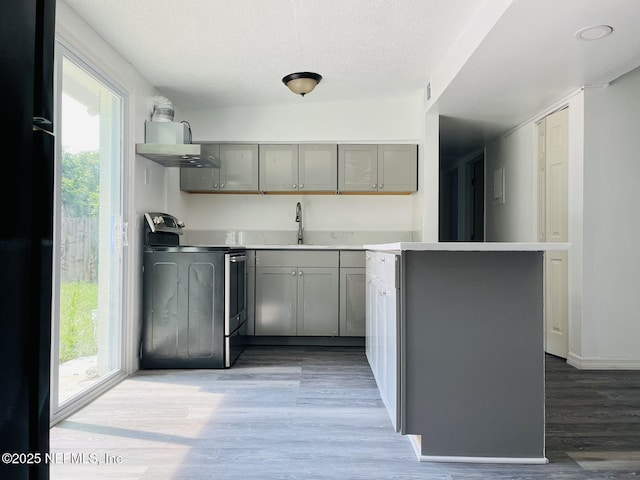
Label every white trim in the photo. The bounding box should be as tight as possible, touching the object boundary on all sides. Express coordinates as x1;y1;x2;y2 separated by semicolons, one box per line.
567;352;640;370
419;455;548;465
408;434;548;464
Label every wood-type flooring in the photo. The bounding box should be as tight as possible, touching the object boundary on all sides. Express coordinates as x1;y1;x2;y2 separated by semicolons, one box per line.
50;347;640;479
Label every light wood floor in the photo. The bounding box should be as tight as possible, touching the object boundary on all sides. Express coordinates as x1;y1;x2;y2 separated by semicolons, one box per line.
50;347;640;479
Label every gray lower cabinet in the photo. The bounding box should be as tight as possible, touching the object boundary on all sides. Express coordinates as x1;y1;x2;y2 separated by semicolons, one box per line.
255;251;339;336
246;250;256;335
339;250;366;336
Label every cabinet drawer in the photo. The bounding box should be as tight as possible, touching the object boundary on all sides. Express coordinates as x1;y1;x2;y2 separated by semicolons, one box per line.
340;250;365;267
256;250;339;268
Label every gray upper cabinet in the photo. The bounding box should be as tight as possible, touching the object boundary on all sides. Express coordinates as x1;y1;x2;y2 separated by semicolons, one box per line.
298;144;337;192
259;144;337;192
219;144;259;192
338;144;378;192
180;143;259;192
259;144;299;192
377;144;418;192
338;144;417;193
180;143;220;192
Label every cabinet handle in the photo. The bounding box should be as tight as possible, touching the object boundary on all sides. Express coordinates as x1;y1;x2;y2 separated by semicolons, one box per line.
214;183;219;188
372;184;377;189
299;184;304;189
221;183;225;188
298;271;303;276
379;184;383;189
293;184;297;189
291;271;296;276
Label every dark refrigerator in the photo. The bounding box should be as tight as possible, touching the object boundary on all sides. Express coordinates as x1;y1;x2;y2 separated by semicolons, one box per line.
0;1;56;479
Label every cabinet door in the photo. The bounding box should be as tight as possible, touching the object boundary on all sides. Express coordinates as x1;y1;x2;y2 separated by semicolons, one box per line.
377;144;417;192
298;144;337;192
297;267;339;336
255;266;297;335
219;144;259;191
259;144;299;192
246;264;255;335
338;144;378;192
180;143;220;191
340;267;366;336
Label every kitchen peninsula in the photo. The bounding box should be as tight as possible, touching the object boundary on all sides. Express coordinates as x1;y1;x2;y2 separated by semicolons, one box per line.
363;242;570;464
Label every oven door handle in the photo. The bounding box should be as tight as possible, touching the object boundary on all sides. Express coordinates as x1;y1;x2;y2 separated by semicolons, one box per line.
228;255;246;263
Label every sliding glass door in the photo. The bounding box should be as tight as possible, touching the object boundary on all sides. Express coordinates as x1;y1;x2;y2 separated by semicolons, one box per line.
51;45;127;420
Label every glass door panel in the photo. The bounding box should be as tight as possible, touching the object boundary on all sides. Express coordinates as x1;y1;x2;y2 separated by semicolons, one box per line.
52;52;125;413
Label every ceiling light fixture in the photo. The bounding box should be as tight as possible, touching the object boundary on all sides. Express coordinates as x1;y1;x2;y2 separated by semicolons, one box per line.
282;72;322;97
574;25;613;41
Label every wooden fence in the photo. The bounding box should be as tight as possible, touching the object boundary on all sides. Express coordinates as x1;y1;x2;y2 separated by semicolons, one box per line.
60;216;99;283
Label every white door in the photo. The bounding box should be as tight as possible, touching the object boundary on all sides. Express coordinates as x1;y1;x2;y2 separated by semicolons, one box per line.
538;108;569;358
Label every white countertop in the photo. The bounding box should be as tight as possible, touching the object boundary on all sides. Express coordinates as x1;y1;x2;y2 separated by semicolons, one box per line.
190;244;364;250
363;242;571;252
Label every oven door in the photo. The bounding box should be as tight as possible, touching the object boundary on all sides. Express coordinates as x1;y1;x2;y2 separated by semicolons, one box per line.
225;252;247;336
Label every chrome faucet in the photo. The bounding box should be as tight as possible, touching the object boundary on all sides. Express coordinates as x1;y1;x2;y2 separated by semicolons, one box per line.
295;202;303;244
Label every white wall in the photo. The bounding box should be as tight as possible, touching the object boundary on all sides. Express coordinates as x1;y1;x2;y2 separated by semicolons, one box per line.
57;1;163;373
484;124;537;242
579;67;640;367
168;94;423;235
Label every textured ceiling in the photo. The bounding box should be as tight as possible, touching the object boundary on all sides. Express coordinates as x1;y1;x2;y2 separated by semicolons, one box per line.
62;0;484;109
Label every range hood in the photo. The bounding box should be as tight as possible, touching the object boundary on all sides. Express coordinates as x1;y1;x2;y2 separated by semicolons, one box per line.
136;121;221;168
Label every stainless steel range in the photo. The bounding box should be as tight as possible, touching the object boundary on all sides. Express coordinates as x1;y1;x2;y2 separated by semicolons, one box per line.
141;213;246;368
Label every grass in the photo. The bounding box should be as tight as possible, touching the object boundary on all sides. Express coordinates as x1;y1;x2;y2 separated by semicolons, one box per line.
60;282;98;363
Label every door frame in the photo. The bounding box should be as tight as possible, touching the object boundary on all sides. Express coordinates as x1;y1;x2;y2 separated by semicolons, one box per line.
50;39;129;425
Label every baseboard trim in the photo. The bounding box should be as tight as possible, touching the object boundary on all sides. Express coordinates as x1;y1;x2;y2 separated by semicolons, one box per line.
408;434;548;464
567;352;640;370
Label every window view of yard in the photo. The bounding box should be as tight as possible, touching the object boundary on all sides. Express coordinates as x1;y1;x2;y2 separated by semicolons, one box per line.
58;147;101;402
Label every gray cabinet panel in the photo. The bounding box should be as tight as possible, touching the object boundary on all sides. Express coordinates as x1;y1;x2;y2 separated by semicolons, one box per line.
255;266;298;335
340;250;365;267
180;143;220;192
339;267;365;336
256;250;339;268
259;144;299;192
377;144;417;192
220;144;259;191
246;264;255;336
150;262;179;357
298;267;339;336
298;144;337;192
187;262;215;358
338;144;378;192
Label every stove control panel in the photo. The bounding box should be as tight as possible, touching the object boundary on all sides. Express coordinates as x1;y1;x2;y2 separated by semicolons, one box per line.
144;212;184;234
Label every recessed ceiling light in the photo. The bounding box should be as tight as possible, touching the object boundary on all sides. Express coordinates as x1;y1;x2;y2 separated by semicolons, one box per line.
574;25;613;41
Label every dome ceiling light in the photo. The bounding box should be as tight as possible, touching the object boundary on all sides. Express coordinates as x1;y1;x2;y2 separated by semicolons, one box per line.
282;72;322;97
574;25;613;41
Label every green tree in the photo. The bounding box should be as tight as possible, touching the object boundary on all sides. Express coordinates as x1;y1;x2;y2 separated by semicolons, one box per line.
61;149;100;217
